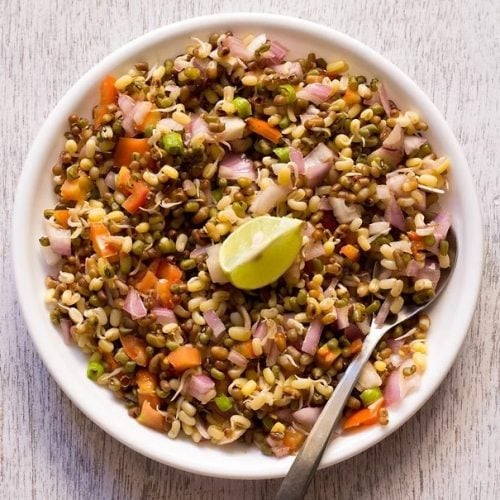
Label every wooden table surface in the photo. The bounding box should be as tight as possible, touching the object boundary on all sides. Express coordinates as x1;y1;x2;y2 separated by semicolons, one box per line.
1;1;499;499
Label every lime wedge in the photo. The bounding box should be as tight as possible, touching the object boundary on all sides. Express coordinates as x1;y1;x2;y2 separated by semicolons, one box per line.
219;215;304;289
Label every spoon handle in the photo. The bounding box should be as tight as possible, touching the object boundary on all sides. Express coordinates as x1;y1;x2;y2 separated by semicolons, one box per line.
275;329;384;500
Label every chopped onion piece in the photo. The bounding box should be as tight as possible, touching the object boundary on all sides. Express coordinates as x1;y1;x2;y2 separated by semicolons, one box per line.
357;362;382;391
404;135;427;155
296;83;332;105
303;143;334;187
249;183;291;215
188;374;216;404
218;153;256;180
151;307;177;325
46;222;71;256
215;116;246;141
123;288;147;320
329;197;361;224
206;244;228;284
293;407;322;431
301;319;323;355
203;310;226;339
336;306;349;329
227;349;248;368
272;61;303;79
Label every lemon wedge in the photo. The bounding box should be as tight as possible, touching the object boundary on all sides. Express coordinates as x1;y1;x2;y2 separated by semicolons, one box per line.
219;215;303;289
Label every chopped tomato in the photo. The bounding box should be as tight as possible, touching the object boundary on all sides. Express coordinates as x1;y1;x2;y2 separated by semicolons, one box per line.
53;209;70;228
135;270;158;294
234;340;256;359
343;399;384;430
343;88;361;105
120;335;148;367
113;137;151;168
122;181;150;214
137;401;165;431
89;222;120;258
60;175;91;203
283;428;306;452
247;117;282;144
136;369;161;408
116;166;132;194
340;244;360;262
167;345;202;373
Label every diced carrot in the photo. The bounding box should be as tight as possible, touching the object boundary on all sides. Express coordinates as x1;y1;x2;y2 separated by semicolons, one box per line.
89;222;120;258
137;401;165;432
343;88;361;105
340;244;360;262
113;137;151;168
53;209;70;228
167;345;202;373
343;400;383;430
120;335;149;367
116;166;132;194
234;340;256;359
315;344;341;369
100;75;118;105
247;117;282;144
350;338;363;355
136;110;160;132
156;261;182;282
60;175;91;203
136;369;161;408
122;181;150;214
283;428;306;452
135;270;158;294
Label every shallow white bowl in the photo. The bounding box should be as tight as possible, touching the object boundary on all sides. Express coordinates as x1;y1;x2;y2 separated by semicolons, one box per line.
13;13;483;479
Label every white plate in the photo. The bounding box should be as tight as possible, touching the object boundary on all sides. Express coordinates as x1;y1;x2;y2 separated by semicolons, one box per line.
12;13;483;479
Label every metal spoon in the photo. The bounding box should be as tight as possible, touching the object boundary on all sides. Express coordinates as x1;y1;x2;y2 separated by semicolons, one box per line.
276;228;457;500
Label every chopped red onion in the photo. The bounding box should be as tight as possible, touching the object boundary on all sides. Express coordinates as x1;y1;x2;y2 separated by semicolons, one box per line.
296;83;332;105
369;123;404;167
369;221;390;235
266;341;280;366
245;33;267;55
432;210;451;242
292;407;322;431
222;35;253;60
206;244;229;284
218;153;256;181
323;278;339;298
336;306;350;329
188;374;215;404
190;245;209;258
151;307;177;325
123;287;147;320
46;222;71;256
271;445;291;458
260;40;288;65
227;349;248;368
118;94;138;137
385;194;406;231
289;147;305;174
303;143;334;187
157;117;184;132
186;115;210;139
357;362;382;390
318;197;332;210
249;183;291;215
375;295;393;325
215;116;245;141
301;319;323;355
387;174;406;197
104;171;116;190
303;240;326;261
405;259;441;288
271;61;303;79
329;197;361;224
252;321;267;339
404;135;427;155
376;184;391;201
203;310;226;339
133;101;152;126
383;370;401;406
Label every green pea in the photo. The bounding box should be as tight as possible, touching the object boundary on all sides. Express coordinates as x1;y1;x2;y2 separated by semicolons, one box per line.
162;132;184;155
359;387;382;407
273;147;290;162
214;393;232;411
232;97;252;118
87;361;104;381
